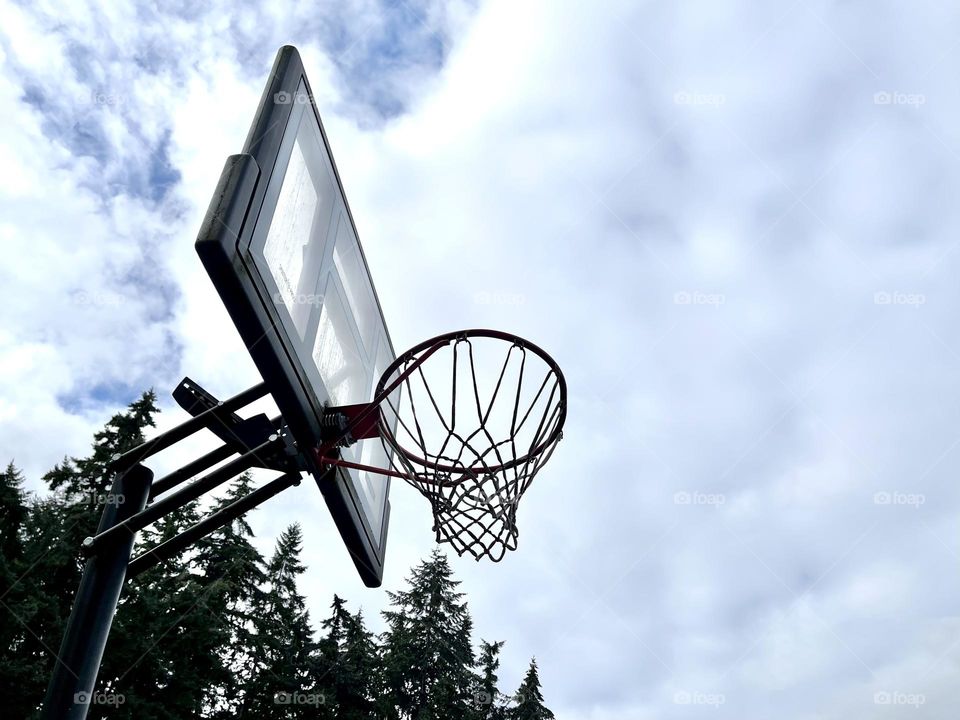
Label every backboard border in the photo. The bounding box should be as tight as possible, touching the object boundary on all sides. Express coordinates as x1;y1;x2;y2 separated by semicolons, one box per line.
195;45;393;587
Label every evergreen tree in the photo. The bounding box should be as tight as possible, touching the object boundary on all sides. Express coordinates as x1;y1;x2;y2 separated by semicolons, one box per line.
0;462;27;558
100;499;237;719
46;391;158;498
37;392;160;631
506;659;554;720
4;392;160;717
195;475;267;718
312;595;347;719
240;524;316;719
472;640;506;720
103;475;266;719
314;597;381;719
339;609;380;719
0;462;43;718
0;385;559;719
381;549;476;720
10;494;72;718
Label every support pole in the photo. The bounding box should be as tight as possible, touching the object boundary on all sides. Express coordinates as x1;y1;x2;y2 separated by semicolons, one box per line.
84;436;282;558
148;414;287;500
108;381;268;472
40;464;153;720
128;471;301;578
148;442;235;499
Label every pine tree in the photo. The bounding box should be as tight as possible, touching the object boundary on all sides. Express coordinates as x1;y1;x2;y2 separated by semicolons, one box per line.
195;475;267;718
0;386;560;719
314;597;381;719
381;549;476;720
9;494;71;718
46;391;158;498
0;462;42;718
472;640;506;720
99;501;229;719
240;524;316;719
506;659;554;720
38;391;160;625
5;392;161;717
312;595;347;719
340;609;380;719
0;462;27;558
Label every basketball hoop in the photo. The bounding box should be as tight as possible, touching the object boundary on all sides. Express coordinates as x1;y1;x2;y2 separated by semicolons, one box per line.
314;329;567;561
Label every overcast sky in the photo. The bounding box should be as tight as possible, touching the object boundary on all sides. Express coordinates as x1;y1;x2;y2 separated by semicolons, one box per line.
3;0;960;717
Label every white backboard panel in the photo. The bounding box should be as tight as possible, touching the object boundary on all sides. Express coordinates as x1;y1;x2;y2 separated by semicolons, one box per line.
196;46;394;586
249;82;394;545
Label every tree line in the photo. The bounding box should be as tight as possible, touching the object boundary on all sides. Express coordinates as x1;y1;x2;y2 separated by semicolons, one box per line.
0;392;555;719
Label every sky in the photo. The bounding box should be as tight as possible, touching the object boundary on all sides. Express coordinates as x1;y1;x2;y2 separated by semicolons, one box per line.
2;0;960;717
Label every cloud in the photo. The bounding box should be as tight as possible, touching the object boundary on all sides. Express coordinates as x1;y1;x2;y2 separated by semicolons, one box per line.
3;0;960;718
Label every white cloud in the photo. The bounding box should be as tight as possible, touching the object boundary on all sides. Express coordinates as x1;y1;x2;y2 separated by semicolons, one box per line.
3;0;960;718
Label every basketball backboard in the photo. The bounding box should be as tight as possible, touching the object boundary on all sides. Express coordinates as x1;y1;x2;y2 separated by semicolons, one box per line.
196;46;394;587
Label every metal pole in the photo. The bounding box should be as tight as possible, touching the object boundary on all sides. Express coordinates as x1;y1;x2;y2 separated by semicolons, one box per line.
128;471;301;578
40;464;153;720
108;381;268;472
148;442;235;499
84;435;282;557
148;414;286;499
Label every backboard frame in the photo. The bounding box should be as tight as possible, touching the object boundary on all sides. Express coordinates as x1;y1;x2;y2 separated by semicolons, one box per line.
195;45;393;587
